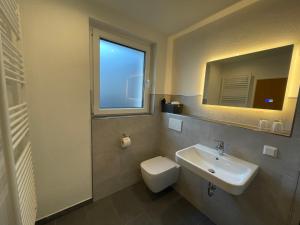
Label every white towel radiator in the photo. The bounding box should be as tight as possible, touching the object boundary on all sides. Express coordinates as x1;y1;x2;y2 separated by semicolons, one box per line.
0;0;37;225
219;75;252;107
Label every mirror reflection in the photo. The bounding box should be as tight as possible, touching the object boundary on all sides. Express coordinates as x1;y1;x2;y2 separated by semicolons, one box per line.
203;45;294;110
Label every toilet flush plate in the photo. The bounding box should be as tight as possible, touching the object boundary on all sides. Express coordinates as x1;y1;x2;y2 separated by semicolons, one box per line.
168;118;182;132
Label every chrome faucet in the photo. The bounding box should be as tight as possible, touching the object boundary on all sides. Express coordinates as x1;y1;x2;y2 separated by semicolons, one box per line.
215;140;225;156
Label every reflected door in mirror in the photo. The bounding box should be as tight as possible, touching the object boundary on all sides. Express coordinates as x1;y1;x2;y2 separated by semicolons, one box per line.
253;78;287;110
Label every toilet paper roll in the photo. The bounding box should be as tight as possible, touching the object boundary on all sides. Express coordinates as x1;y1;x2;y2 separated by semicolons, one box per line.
121;136;131;148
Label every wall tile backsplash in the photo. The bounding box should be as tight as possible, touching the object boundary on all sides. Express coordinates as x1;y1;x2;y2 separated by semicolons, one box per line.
92;94;300;225
159;96;300;225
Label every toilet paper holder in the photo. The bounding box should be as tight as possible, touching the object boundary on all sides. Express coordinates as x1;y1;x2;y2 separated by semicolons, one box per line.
120;134;131;148
121;133;131;138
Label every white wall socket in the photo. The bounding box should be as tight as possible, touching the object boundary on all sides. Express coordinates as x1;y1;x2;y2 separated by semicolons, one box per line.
263;145;278;158
168;118;183;132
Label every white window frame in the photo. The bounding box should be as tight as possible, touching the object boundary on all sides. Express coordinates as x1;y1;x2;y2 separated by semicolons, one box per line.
92;28;151;116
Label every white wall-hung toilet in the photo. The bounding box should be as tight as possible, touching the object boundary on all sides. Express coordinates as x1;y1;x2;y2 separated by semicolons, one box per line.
140;156;180;193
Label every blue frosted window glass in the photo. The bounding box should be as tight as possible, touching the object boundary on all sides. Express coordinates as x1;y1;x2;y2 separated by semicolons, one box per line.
99;39;145;109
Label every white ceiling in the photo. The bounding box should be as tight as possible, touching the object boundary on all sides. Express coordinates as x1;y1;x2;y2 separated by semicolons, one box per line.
91;0;240;34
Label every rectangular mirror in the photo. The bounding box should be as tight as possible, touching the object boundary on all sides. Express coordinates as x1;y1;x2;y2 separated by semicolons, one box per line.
203;45;294;110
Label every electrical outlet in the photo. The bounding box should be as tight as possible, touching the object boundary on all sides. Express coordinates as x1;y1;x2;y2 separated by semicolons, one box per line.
262;145;278;158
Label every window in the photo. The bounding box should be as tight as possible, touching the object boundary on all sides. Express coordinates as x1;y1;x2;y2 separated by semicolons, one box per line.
92;28;151;115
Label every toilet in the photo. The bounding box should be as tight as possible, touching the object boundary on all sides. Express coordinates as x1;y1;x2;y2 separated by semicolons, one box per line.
140;156;180;193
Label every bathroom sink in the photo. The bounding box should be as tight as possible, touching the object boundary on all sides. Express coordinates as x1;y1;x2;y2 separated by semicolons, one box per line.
175;144;259;195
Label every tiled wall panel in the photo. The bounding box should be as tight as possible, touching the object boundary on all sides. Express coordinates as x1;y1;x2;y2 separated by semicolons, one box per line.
159;96;300;225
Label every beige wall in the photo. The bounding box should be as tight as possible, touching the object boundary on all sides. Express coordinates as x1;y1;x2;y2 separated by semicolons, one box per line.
171;0;300;134
172;0;300;96
19;0;167;219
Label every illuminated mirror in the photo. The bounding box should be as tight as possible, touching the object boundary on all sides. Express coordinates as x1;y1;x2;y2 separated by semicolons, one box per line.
203;45;294;110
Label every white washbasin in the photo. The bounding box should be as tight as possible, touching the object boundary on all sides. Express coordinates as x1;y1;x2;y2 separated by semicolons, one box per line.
175;144;259;195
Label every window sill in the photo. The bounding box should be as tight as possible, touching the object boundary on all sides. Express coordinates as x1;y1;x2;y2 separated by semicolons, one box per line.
92;112;155;120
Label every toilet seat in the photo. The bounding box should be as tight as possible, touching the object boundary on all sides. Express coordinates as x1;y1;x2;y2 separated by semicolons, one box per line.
140;156;180;193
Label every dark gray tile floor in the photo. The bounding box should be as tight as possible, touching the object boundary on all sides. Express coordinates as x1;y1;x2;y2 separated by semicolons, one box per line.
44;182;215;225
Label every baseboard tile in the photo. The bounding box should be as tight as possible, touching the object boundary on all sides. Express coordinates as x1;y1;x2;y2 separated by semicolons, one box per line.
35;198;93;225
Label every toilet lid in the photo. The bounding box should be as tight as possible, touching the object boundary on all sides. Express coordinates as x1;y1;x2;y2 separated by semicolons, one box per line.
141;156;179;175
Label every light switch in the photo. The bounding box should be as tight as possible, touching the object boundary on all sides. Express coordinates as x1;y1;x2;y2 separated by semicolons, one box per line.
263;145;278;158
168;118;182;132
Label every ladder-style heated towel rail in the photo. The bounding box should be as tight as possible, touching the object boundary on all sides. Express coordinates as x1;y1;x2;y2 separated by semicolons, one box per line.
0;0;37;225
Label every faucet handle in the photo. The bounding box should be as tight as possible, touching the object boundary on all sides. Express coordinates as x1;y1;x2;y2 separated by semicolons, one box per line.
214;140;225;155
214;139;224;147
214;139;224;143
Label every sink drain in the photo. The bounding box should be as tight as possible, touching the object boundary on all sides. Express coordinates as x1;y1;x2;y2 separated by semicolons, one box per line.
208;168;215;174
